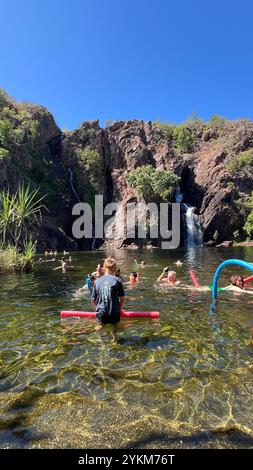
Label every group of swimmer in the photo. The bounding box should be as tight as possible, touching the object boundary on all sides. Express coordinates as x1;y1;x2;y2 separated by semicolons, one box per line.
38;251;253;344
38;251;73;273
156;265;253;293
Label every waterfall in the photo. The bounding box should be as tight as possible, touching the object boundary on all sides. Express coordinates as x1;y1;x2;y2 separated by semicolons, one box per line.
68;168;80;202
183;204;203;247
68;168;96;250
175;186;203;248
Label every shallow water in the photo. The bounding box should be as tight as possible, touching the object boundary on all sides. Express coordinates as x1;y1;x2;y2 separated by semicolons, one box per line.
1;247;253;449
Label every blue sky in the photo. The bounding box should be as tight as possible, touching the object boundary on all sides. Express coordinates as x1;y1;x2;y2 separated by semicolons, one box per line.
1;0;253;129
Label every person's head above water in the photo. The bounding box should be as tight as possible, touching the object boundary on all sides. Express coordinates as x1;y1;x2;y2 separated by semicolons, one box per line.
130;271;138;278
167;270;177;284
230;274;244;289
130;271;138;284
103;257;117;275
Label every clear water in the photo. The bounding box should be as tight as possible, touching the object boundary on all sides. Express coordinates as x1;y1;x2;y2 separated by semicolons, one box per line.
1;247;253;449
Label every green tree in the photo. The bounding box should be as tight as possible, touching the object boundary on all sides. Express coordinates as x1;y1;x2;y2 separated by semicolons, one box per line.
173;125;195;153
126;165;180;201
0;119;14;148
209;115;226;127
227;150;253;174
77;147;102;189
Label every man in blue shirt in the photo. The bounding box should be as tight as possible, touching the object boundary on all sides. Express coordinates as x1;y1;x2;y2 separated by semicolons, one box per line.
91;257;125;343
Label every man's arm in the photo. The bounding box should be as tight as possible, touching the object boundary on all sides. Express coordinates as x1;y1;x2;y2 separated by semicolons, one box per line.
119;296;125;309
157;269;167;282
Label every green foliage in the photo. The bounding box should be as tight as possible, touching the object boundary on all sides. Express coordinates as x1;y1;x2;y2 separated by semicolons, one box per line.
0;119;14;148
153;119;175;141
77;147;102;188
0;185;43;273
173;125;195;153
243;192;253;238
0;88;12;110
208;115;226;127
0;240;36;273
0;184;47;249
126;164;180;201
0;147;9;158
227;150;253;174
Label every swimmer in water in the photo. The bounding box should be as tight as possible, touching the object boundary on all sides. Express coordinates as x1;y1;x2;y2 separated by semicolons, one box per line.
157;268;180;285
129;271;139;285
53;260;67;273
134;259;146;268
190;273;253;294
76;274;96;295
225;275;253;294
174;260;183;268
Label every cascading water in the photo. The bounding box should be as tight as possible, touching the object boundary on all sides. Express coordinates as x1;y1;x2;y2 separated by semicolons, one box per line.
175;186;203;248
183;204;203;247
68;168;80;202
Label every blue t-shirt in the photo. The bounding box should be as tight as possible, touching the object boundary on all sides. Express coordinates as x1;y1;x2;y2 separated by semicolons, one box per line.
91;274;125;324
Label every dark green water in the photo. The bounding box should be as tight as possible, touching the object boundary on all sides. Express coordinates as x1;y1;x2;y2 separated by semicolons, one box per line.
1;247;253;449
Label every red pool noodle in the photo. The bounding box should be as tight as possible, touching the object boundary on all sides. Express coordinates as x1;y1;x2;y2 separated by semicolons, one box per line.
60;310;160;319
189;270;201;288
244;274;253;284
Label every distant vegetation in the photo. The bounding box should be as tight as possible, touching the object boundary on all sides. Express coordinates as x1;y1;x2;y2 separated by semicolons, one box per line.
227;150;253;174
153;119;195;153
126;164;180;202
243;192;253;238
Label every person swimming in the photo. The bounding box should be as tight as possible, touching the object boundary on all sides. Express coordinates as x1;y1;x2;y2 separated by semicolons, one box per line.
189;272;253;294
174;260;183;268
134;259;146;268
157;268;180;285
53;260;67;273
225;274;253;293
129;271;139;285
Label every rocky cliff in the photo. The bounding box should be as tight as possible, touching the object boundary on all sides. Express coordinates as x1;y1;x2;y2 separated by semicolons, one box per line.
1;90;253;250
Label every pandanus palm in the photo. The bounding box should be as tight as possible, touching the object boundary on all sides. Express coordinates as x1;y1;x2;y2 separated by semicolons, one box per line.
0;184;46;249
0;190;16;245
13;184;46;248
